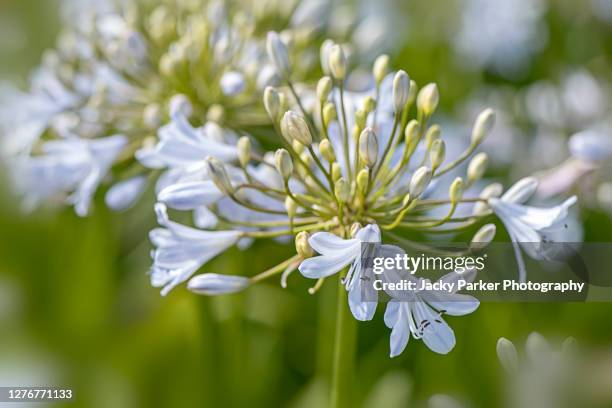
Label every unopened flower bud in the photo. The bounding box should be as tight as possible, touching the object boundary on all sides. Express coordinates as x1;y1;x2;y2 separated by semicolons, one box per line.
316;76;332;104
331;163;342;182
359;127;378;167
187;273;250;295
473;182;503;215
429;139;445;170
471;108;496;145
319;139;335;163
266;31;290;77
263;86;281;121
407;80;418;106
143;103;163;129
405;120;420;145
467;153;488;183
364;96;376;113
295;231;314;258
329;44;347;80
373;54;390;85
470;224;496;251
206;104;225;123
335;178;350;202
417;83;439;117
409;166;432;198
281;111;312;145
350;222;362;237
449;177;464;203
285;196;297;218
357;168;369;193
496;337;518;374
322;102;337;127
275;148;293;180
402;194;412;207
237;136;251;168
205;156;233;195
292;139;304;154
393;70;410;114
425;125;441;149
355;109;367;130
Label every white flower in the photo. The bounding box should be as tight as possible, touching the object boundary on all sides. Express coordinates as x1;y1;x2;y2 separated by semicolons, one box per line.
384;268;479;357
489;178;578;282
105;175;148;211
298;224;381;321
568;129;612;163
187;273;250;295
220;71;246;96
149;203;242;296
13;134;127;216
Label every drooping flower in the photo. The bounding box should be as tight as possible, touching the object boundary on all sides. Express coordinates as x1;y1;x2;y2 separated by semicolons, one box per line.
488;177;578;282
150;203;242;296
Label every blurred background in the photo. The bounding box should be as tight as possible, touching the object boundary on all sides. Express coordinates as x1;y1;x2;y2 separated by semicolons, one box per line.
2;0;612;407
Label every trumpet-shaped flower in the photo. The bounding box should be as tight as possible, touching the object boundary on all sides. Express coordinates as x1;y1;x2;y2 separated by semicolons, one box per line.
384;267;479;357
299;225;381;321
489;178;578;281
13;134;127;216
150;203;241;296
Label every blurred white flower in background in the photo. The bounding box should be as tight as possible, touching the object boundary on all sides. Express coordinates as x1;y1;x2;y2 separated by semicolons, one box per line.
454;0;548;78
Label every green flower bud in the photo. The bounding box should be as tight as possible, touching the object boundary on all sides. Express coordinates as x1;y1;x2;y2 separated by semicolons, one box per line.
496;337;518;375
316;76;333;104
292;139;304;154
237;136;251;168
407;80;418;106
329;44;347;80
334;178;350;202
357;168;369;193
285;196;297;218
281;111;312;146
402;194;412;207
355;109;367;130
425;124;441;149
449;177;464;203
143;103;163;129
331;162;342;182
363;96;376;113
274;148;293;180
295;231;314;258
322;102;337;128
393;70;410;114
429;139;446;171
471;108;496;145
319;139;335;163
417;83;439;117
405;120;421;145
206;104;225;123
350;222;363;237
373;54;390;85
205;156;233;195
409;166;432;198
263;86;281;121
359;127;378;167
470;224;496;251
467;152;488;183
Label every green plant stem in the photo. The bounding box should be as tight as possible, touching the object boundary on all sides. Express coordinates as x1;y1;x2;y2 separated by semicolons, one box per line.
330;272;357;408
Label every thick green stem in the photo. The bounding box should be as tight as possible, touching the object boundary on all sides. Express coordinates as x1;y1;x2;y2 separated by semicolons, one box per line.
330;273;357;408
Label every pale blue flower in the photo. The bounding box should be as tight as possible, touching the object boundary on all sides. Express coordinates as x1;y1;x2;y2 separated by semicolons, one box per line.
105;175;148;212
299;224;381;321
384;268;479;357
150;203;242;296
489;178;578;282
14;134;127;216
187;273;250;296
